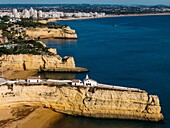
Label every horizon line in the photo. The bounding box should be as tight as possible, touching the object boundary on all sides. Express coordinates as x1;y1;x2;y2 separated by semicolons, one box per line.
0;3;170;6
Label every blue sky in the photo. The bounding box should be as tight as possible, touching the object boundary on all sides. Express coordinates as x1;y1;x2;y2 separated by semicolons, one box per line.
0;0;170;5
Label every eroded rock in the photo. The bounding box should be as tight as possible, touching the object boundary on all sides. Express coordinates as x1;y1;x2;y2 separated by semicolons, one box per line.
0;84;164;122
26;26;77;39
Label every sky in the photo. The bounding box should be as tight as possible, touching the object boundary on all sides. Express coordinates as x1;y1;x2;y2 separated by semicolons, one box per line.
0;0;170;5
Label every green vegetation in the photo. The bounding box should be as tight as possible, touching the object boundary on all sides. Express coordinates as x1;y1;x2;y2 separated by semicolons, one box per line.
0;40;54;56
0;16;10;22
17;19;67;29
17;20;44;28
0;16;15;40
0;17;60;56
0;23;8;31
0;16;13;31
2;31;15;39
0;17;68;41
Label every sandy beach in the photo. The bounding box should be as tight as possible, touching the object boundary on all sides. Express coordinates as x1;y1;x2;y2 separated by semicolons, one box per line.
0;106;63;128
38;12;170;24
1;70;64;128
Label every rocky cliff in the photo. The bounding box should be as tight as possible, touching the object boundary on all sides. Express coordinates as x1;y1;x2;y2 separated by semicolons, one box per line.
26;26;77;39
0;54;86;72
0;84;164;122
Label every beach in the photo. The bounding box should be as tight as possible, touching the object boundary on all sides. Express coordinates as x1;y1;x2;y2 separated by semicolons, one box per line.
38;12;170;24
0;69;65;128
1;70;64;128
0;106;63;128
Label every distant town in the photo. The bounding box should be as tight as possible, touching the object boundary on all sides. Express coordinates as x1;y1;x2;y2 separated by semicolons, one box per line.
0;4;170;55
0;6;106;19
0;4;170;19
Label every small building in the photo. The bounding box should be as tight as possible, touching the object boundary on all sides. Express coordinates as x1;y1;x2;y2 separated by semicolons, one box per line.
71;79;83;86
70;75;98;87
27;76;42;83
0;78;7;85
83;75;98;87
0;30;3;38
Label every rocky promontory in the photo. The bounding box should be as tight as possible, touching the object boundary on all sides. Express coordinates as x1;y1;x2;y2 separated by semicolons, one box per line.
26;26;77;39
0;54;87;72
0;83;164;122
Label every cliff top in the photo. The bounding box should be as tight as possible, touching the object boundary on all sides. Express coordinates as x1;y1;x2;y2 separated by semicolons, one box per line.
16;19;67;29
0;39;56;56
3;81;146;93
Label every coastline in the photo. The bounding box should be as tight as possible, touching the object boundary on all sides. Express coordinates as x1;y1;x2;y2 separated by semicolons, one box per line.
0;11;167;128
39;12;170;23
0;83;163;122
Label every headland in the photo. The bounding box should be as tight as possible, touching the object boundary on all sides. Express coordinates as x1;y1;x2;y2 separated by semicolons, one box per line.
0;17;87;78
26;26;77;39
0;76;164;122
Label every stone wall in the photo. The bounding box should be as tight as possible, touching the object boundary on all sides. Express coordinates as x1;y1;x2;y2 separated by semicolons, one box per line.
0;84;164;122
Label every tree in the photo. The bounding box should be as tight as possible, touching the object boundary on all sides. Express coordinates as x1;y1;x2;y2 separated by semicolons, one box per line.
0;23;8;31
2;31;14;39
1;16;10;22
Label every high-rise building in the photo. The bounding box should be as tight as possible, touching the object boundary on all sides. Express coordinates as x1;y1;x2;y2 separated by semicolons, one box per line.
12;8;20;18
33;10;38;19
22;9;30;18
12;9;18;14
29;7;34;18
38;10;43;18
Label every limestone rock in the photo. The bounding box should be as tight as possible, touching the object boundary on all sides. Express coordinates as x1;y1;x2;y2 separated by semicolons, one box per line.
48;48;57;55
26;26;77;39
0;84;164;122
0;54;75;71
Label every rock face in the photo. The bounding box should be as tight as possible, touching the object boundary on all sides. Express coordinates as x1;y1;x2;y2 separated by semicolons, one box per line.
0;84;164;122
48;48;57;55
26;26;77;39
0;54;75;71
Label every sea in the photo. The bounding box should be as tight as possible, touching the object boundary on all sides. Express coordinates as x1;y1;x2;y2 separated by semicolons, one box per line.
41;15;170;128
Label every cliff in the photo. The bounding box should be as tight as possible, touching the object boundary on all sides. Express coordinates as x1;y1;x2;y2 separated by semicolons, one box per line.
0;84;163;122
26;26;77;39
0;54;87;72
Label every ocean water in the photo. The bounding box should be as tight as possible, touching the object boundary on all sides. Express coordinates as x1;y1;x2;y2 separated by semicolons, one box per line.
42;15;170;128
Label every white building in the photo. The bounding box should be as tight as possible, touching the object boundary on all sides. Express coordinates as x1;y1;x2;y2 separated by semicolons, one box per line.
33;10;38;19
83;75;97;86
12;9;20;18
71;75;98;87
27;76;42;83
13;9;17;14
71;79;84;86
22;9;30;18
0;30;3;38
38;10;43;18
0;78;7;85
29;7;34;18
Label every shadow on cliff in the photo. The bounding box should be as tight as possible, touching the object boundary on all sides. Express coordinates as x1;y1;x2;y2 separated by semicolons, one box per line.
38;72;87;80
42;39;77;45
38;72;76;80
